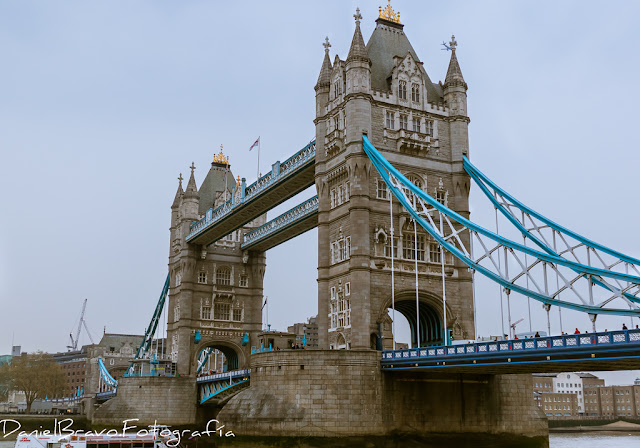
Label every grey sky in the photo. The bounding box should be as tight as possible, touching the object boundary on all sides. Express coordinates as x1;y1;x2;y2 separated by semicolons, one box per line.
1;1;639;384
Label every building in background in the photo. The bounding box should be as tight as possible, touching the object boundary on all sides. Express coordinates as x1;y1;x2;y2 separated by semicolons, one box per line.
288;316;320;348
534;372;640;418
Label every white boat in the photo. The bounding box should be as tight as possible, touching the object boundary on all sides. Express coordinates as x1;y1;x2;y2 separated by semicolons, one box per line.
14;432;179;448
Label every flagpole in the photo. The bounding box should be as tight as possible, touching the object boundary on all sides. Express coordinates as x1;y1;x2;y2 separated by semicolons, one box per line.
257;138;261;180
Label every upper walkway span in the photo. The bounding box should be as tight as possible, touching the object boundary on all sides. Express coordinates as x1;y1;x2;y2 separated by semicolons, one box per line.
186;141;316;247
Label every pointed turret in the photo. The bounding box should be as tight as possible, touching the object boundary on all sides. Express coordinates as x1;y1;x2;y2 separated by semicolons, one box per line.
346;8;369;63
315;37;333;91
444;36;467;90
184;162;199;199
172;173;184;209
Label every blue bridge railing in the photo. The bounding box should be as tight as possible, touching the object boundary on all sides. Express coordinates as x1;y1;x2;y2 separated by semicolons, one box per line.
241;195;318;249
186;140;316;242
382;328;640;368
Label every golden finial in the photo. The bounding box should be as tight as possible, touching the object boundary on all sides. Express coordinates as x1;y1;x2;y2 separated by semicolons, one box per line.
213;143;230;165
236;175;241;185
379;0;401;24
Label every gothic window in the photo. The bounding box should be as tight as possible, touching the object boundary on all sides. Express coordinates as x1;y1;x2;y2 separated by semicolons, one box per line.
385;236;398;258
239;275;248;287
403;233;426;261
436;190;447;205
412;117;420;132
330;188;337;208
376;179;388;199
330;286;336;299
331;236;351;264
411;83;420;102
174;304;180;322
198;271;207;284
429;241;441;263
405;174;424;204
175;270;182;287
214;302;230;320
201;305;211;320
345;282;351;296
385;111;394;129
334;116;339;131
399;114;408;130
398;80;407;100
216;267;231;286
331;182;350;209
338;185;345;204
425;120;434;136
232;308;242;321
345;181;350;201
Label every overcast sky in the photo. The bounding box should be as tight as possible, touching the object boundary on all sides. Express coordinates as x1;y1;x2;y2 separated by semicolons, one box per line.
1;1;639;384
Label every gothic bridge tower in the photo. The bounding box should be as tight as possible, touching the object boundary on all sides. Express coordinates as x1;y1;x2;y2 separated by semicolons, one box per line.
314;5;473;350
167;148;266;376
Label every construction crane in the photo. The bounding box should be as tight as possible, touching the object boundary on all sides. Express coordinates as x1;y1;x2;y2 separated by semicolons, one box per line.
510;317;525;338
67;299;95;351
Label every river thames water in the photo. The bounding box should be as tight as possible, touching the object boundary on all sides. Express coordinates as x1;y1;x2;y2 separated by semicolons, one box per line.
2;433;640;448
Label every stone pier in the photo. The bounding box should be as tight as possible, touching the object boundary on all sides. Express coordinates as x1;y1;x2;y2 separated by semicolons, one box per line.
217;350;548;444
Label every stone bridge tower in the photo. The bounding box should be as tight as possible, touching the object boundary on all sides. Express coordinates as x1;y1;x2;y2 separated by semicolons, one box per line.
315;6;473;350
167;149;266;376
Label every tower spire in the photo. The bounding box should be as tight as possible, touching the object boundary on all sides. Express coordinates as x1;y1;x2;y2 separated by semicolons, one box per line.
172;173;184;208
444;35;466;90
315;37;333;90
184;162;199;198
347;8;369;63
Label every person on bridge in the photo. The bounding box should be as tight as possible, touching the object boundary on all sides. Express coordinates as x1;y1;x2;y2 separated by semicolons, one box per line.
622;323;628;330
574;328;581;334
534;331;540;338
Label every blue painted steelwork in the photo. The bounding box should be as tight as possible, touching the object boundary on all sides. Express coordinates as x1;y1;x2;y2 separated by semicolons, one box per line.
125;274;170;376
241;195;318;249
463;156;640;306
187;140;316;243
98;358;118;388
381;328;640;371
197;369;250;404
361;135;640;316
97;357;118;398
196;347;212;374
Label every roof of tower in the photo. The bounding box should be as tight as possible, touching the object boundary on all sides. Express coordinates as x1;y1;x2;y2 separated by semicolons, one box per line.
347;8;369;63
365;15;442;102
171;173;184;209
184;162;199;199
315;37;333;89
444;38;467;90
198;146;236;215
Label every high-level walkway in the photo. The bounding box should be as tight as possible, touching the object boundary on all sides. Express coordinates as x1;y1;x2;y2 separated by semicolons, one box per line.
382;328;640;374
241;195;318;251
187;141;316;246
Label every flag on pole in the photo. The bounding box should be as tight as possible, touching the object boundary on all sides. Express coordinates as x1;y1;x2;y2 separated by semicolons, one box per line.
249;137;260;151
262;296;268;309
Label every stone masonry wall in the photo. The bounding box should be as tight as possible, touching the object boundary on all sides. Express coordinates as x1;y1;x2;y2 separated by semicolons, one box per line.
384;371;548;438
217;350;385;436
92;376;197;427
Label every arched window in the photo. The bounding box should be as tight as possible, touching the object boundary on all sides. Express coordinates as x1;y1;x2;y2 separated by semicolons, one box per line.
216;267;231;286
398;80;407;100
405;174;424;204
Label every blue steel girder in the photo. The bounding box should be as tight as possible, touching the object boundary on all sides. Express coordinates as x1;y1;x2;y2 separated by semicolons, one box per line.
197;369;250;405
463;155;640;308
186;141;316;247
361;135;640;317
381;328;640;374
241;195;318;252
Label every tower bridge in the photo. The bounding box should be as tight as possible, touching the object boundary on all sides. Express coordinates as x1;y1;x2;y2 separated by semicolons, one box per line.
91;4;640;445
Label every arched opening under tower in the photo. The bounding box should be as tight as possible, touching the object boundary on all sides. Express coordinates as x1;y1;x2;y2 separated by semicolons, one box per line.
195;344;242;375
384;299;444;349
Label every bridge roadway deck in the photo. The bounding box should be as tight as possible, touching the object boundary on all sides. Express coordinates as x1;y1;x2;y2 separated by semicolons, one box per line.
186;141;316;247
240;195;318;252
382;329;640;375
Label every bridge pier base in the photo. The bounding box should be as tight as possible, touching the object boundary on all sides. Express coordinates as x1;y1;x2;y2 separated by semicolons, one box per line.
92;376;197;426
217;351;548;446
